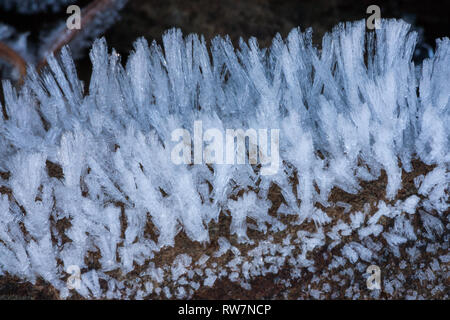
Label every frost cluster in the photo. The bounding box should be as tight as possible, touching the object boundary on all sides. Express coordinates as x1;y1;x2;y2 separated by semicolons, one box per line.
0;19;448;298
0;0;73;14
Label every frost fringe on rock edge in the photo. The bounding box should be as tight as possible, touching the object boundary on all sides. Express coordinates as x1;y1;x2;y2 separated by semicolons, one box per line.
0;19;448;298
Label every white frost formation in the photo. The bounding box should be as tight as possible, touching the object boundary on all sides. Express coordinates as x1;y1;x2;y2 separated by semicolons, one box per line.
0;19;448;299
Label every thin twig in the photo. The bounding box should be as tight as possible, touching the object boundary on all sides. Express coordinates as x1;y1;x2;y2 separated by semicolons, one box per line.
0;41;27;84
38;0;117;71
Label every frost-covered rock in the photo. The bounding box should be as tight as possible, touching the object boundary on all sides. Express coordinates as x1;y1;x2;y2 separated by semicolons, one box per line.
0;19;448;299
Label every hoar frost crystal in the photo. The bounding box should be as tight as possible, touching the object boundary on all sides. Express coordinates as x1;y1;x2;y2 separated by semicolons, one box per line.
0;19;448;299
